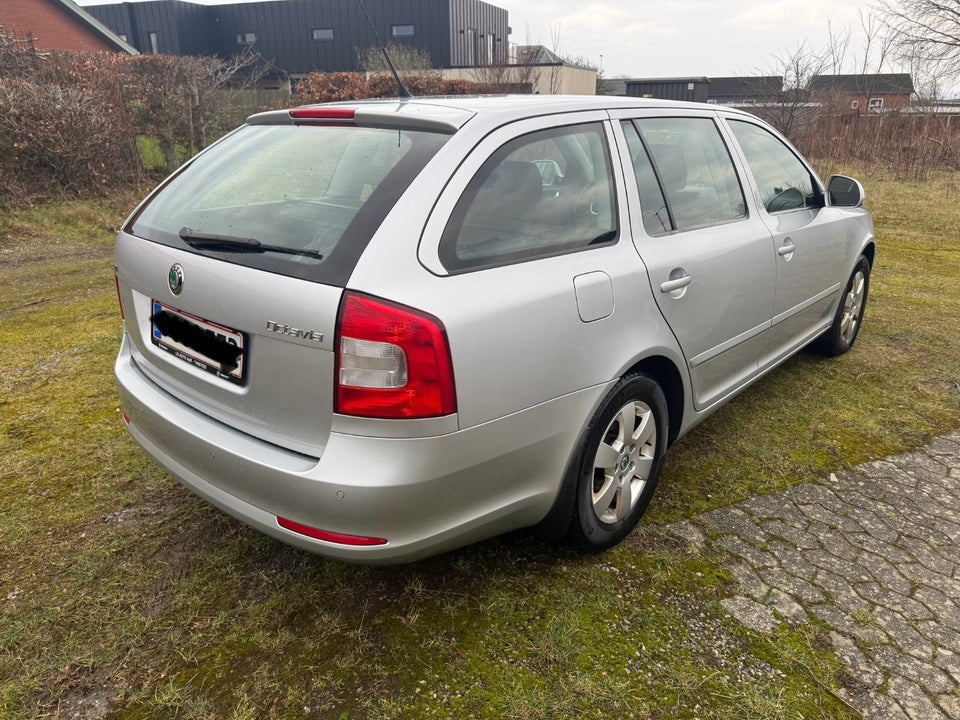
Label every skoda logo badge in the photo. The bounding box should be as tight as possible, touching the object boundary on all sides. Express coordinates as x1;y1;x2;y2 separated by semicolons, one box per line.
168;264;184;295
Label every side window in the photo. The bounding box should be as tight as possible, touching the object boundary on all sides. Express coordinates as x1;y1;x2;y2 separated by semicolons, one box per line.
635;117;747;232
621;121;671;236
728;120;819;213
439;122;618;272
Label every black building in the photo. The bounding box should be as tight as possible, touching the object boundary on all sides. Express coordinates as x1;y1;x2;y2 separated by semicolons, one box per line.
706;76;783;105
84;0;509;75
625;77;710;103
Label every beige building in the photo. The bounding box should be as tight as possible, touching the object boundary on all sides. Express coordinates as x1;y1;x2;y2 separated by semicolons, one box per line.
438;46;597;95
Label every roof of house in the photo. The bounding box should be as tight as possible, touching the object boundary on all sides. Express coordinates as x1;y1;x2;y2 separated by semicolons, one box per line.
707;76;783;97
62;0;138;53
809;73;915;96
516;45;563;65
0;0;138;53
625;76;710;85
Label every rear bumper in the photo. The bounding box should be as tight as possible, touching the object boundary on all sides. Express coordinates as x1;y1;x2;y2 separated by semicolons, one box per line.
115;335;607;563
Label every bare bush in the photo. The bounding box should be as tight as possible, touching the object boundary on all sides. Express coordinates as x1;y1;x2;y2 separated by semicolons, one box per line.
359;42;434;75
294;72;495;104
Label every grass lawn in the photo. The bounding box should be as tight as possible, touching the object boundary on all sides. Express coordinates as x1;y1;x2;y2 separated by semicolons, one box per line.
1;169;958;719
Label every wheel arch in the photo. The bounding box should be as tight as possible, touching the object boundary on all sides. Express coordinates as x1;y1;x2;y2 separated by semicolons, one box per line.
534;352;686;540
625;354;684;447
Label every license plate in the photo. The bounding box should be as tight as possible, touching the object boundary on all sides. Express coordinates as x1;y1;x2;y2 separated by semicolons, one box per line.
150;301;246;384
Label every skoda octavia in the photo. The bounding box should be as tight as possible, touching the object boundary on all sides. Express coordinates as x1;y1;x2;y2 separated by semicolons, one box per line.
114;95;874;562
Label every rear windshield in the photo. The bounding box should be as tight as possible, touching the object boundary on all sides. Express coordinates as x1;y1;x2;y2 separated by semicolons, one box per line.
128;124;448;285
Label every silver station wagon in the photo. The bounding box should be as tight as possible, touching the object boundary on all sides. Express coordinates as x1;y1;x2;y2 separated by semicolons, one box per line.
115;95;874;563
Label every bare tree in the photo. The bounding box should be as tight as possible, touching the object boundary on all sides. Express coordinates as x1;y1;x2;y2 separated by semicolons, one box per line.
127;52;268;172
879;0;960;75
470;56;540;93
757;42;829;138
358;42;434;75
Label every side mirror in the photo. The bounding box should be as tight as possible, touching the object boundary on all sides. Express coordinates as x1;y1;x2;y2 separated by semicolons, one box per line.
826;175;866;208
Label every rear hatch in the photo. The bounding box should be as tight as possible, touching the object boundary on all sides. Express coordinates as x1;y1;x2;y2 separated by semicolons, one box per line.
116;104;465;456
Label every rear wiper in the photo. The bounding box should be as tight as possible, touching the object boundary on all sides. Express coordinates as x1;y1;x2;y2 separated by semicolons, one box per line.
178;227;324;260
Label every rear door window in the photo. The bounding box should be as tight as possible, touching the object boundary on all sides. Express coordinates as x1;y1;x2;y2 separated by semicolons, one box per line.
439;122;618;272
631;117;747;232
128;124;447;285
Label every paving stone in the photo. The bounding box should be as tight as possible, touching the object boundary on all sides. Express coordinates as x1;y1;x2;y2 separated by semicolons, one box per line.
737;494;791;520
846;505;901;543
761;520;821;550
813;568;871;611
873;609;935;662
720;595;778;634
886;676;950;719
915;621;960;654
788;482;845;510
804;548;860;578
728;561;770;602
857;553;915;595
766;588;807;626
809;603;889;646
702;507;769;545
935;692;960;720
927;435;960;457
931;649;960;685
716;535;777;569
799;502;866;533
817;531;863;562
837;688;910;720
914;583;960;622
757;566;824;603
873;646;952;692
829;631;883;687
899;540;955;576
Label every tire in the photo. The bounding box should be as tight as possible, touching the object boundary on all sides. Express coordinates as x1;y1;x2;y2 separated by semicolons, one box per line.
570;373;668;551
815;255;871;357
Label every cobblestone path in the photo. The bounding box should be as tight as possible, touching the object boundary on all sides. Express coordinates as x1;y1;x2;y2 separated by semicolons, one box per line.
670;431;960;719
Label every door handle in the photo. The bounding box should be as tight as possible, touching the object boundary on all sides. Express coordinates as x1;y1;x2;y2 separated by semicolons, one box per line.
660;274;692;293
778;241;796;257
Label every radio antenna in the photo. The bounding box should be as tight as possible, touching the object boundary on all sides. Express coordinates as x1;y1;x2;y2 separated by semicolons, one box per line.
356;0;412;99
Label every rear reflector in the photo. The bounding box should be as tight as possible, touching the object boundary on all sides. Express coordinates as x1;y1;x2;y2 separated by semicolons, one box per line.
336;292;456;419
277;516;387;546
289;107;356;121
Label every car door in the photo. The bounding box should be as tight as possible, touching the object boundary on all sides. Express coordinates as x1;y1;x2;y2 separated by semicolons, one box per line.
612;112;776;410
723;116;850;367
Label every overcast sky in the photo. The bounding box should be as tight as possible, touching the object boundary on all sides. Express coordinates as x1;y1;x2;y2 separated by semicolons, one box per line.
77;0;892;79
510;0;885;78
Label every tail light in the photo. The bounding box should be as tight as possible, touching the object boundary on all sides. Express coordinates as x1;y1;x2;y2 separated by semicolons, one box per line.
335;292;456;419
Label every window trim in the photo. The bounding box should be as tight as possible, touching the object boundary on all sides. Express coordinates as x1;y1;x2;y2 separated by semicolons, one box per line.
868;97;884;112
391;24;415;38
312;27;334;42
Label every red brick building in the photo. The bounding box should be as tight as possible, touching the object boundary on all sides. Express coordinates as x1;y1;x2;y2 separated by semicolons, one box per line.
0;0;136;54
809;74;915;113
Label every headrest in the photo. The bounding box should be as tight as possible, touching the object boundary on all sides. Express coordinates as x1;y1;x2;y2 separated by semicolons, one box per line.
651;144;687;192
